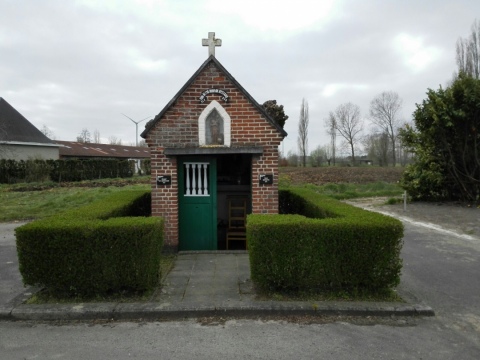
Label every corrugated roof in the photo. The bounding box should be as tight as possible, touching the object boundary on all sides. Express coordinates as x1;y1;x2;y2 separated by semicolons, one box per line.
0;97;57;144
56;141;150;159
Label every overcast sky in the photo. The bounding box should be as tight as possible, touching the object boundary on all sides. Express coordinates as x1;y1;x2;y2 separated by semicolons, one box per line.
1;0;478;154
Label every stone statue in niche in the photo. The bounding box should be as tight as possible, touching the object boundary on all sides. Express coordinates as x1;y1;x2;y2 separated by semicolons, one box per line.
206;108;224;145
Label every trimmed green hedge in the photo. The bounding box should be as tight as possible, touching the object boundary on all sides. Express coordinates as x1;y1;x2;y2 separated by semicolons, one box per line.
0;159;135;184
248;188;403;293
15;190;163;297
49;159;134;182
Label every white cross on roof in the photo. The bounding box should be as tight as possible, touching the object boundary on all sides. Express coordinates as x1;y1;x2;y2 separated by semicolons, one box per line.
202;32;222;57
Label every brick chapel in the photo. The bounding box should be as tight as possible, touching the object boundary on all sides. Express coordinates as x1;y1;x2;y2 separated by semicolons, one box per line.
141;33;287;251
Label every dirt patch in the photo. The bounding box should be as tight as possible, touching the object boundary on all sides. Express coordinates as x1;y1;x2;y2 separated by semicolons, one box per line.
279;167;404;185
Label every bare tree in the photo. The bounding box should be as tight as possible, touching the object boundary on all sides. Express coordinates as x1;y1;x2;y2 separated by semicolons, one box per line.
297;98;309;167
369;91;403;166
93;129;101;144
322;144;333;166
363;132;390;166
395;131;413;166
330;102;363;165
108;136;122;145
76;128;91;143
324;115;337;166
309;145;326;167
40;125;54;139
456;19;480;79
286;150;299;167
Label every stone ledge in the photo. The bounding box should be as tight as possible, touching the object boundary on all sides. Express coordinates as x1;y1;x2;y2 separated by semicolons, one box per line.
4;301;435;322
164;147;263;155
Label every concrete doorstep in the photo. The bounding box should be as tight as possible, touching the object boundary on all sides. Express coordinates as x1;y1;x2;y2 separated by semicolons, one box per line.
0;253;434;322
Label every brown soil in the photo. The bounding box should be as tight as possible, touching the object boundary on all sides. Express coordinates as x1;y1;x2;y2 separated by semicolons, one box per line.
279;166;404;185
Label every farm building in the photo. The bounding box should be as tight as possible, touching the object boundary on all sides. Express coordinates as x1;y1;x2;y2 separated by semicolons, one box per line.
55;140;150;161
0;97;59;160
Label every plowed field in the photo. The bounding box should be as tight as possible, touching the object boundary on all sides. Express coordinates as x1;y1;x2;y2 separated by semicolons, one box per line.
279;167;404;185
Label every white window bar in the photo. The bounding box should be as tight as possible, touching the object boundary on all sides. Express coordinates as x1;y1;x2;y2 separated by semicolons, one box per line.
198;163;203;194
192;163;197;195
203;163;209;195
185;162;209;197
186;163;191;195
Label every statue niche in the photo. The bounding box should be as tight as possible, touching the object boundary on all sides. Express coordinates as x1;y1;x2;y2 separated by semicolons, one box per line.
205;108;224;145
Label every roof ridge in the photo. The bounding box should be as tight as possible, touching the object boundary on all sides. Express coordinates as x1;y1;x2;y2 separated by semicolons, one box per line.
0;98;56;144
141;56;287;138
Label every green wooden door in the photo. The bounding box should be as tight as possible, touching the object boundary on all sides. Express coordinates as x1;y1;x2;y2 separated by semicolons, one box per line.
178;158;217;251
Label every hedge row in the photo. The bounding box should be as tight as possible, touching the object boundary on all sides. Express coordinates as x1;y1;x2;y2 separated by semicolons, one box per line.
248;188;404;293
0;159;147;184
49;159;134;182
15;190;163;297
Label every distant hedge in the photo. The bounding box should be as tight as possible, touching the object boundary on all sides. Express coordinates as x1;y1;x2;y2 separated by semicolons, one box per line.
0;159;150;184
15;190;163;297
248;188;404;293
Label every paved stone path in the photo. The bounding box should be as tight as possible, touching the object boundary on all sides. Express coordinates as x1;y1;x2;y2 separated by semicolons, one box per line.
158;252;253;305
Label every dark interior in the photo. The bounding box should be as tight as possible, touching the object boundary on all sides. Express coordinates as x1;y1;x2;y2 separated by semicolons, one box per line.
216;154;251;250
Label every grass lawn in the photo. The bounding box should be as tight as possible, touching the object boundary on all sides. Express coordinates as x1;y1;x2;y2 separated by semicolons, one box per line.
0;179;150;222
299;182;403;200
1;181;403;222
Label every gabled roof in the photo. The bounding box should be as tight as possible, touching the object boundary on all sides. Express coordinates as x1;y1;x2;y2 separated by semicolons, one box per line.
0;97;56;145
56;141;150;159
141;56;287;138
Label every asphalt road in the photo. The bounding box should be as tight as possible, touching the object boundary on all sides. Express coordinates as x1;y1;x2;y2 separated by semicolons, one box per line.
399;223;480;348
0;221;25;305
1;205;479;359
0;316;476;360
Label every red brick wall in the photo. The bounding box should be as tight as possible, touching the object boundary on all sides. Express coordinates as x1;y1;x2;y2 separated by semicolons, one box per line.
145;61;284;248
148;147;178;248
251;147;280;214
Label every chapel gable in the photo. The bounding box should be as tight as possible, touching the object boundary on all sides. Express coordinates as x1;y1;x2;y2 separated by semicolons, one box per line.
141;56;286;149
140;32;287;251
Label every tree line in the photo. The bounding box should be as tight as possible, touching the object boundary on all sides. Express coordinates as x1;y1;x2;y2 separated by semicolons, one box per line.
276;90;408;168
271;19;480;204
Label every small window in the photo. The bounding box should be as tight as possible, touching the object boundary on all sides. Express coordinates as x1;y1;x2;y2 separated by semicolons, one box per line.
184;162;210;196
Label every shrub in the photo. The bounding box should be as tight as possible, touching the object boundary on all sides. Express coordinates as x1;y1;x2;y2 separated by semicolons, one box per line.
248;187;403;293
399;74;480;204
140;159;151;175
0;159;26;183
15;190;163;297
50;159;134;182
0;159;135;184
